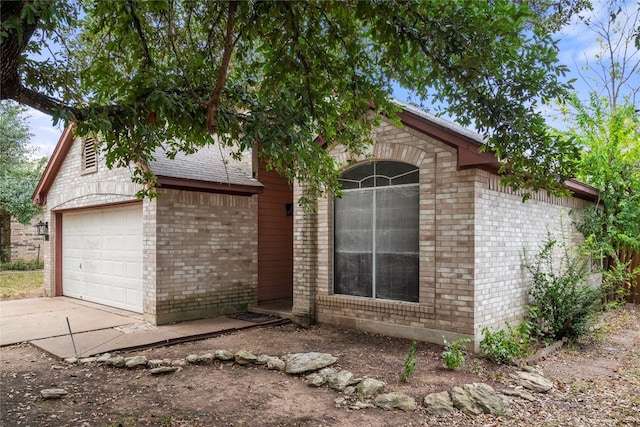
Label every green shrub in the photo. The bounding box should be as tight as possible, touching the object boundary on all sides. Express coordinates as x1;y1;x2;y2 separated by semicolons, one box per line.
480;322;531;364
0;259;44;271
523;234;602;341
442;337;473;370
399;340;418;382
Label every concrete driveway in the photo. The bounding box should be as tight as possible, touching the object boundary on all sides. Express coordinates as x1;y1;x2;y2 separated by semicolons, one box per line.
0;297;142;347
0;297;280;359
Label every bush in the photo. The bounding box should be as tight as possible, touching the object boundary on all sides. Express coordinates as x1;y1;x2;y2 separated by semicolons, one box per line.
480;322;531;364
1;259;44;271
523;234;602;341
442;337;473;370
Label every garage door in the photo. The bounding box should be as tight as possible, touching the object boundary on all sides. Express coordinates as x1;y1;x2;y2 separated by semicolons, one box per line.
62;204;143;313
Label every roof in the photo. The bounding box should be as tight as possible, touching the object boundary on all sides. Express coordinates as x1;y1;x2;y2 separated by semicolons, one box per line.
33;104;598;205
393;100;599;202
32;128;263;205
149;145;263;195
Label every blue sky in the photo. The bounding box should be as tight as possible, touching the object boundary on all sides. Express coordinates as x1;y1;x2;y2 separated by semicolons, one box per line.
24;0;638;158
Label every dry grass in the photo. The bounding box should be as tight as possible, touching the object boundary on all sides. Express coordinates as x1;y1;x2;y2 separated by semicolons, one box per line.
0;271;44;300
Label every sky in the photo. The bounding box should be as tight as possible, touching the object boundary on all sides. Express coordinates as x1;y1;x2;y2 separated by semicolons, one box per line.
22;0;639;159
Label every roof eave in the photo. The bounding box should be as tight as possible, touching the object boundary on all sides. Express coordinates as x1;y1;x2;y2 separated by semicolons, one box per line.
32;126;75;206
156;176;264;196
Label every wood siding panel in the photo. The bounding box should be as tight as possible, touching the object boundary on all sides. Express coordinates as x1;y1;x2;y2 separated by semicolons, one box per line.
258;164;293;302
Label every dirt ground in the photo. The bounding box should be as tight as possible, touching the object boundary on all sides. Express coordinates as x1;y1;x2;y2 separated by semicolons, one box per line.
1;305;639;427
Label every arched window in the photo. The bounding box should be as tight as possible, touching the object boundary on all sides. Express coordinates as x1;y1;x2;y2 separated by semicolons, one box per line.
334;161;419;302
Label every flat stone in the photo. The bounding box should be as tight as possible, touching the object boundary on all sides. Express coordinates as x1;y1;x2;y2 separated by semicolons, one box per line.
199;353;215;363
502;388;536;402
327;370;355;391
41;388;68;399
306;373;326;387
105;356;125;368
64;357;78;364
150;366;179;375
96;353;111;363
357;378;386;399
517;371;554;393
186;354;200;364
215;350;234;361
451;385;482;415
284;352;337;374
78;357;98;364
235;350;258;365
451;383;510;415
374;392;417;412
124;356;148;369
266;357;285;371
423;391;455;415
147;359;165;369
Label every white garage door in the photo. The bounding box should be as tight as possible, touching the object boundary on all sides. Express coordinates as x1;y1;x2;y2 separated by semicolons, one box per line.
62;204;143;313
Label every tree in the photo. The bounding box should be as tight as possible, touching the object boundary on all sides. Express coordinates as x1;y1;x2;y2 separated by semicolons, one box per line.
567;0;640;302
0;100;45;263
2;0;581;204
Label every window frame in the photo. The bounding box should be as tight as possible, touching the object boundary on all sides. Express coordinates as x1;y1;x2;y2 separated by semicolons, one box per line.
333;161;420;302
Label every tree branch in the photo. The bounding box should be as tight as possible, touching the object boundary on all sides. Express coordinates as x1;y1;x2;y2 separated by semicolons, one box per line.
207;0;238;133
126;0;154;67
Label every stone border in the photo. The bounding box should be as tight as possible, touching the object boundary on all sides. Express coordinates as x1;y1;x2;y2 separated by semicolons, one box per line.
38;349;557;418
518;338;567;367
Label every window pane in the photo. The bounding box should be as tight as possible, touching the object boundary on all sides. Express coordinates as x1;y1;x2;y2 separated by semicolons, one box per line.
334;190;373;297
375;186;419;302
341;163;374;184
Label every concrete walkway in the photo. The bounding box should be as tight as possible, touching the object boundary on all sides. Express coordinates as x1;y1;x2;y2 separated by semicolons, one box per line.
0;297;283;359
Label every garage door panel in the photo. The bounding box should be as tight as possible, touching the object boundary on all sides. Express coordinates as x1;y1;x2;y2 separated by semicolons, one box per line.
62;205;143;313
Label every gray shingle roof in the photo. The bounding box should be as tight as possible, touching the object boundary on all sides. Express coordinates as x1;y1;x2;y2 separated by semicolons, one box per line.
148;145;262;189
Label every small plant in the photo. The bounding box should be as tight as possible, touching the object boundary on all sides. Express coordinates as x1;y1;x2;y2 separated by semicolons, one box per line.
399;340;418;382
480;322;531;364
442;337;472;370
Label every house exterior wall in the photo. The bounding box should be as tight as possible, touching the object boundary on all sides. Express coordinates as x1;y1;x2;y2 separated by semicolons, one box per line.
152;188;258;324
294;118;476;343
8;214;45;262
41;136;142;298
473;171;594;341
293;118;596;345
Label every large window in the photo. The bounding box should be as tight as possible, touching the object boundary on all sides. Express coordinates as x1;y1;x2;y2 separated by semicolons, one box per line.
334;161;419;302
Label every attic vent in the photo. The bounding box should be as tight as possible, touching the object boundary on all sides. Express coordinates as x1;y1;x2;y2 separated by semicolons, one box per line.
81;137;98;174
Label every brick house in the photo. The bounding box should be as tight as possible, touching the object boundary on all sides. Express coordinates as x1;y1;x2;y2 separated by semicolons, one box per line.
33;103;598;344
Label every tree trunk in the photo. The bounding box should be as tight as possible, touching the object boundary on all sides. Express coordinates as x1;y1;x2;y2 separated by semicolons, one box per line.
0;210;12;263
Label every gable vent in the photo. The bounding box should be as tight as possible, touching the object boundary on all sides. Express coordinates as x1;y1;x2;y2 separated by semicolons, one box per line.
82;137;98;174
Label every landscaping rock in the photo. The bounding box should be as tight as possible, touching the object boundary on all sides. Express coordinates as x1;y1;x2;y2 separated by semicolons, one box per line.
327;370;356;391
284;352;337;374
502;388;536;402
423;391;455;415
124;356;148;369
199;353;215;363
96;353;111;363
357;378;385;399
186;354;200;364
105;356;126;368
150;366;179;375
41;388;68;399
306;373;326;387
265;356;285;371
64;357;78;364
235;349;257;365
451;385;483;415
517;371;554;393
147;359;165;369
374;392;417;412
214;350;234;361
451;383;509;415
78;357;98;364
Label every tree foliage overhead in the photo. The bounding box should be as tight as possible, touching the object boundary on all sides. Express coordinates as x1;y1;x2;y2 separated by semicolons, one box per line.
2;0;582;202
